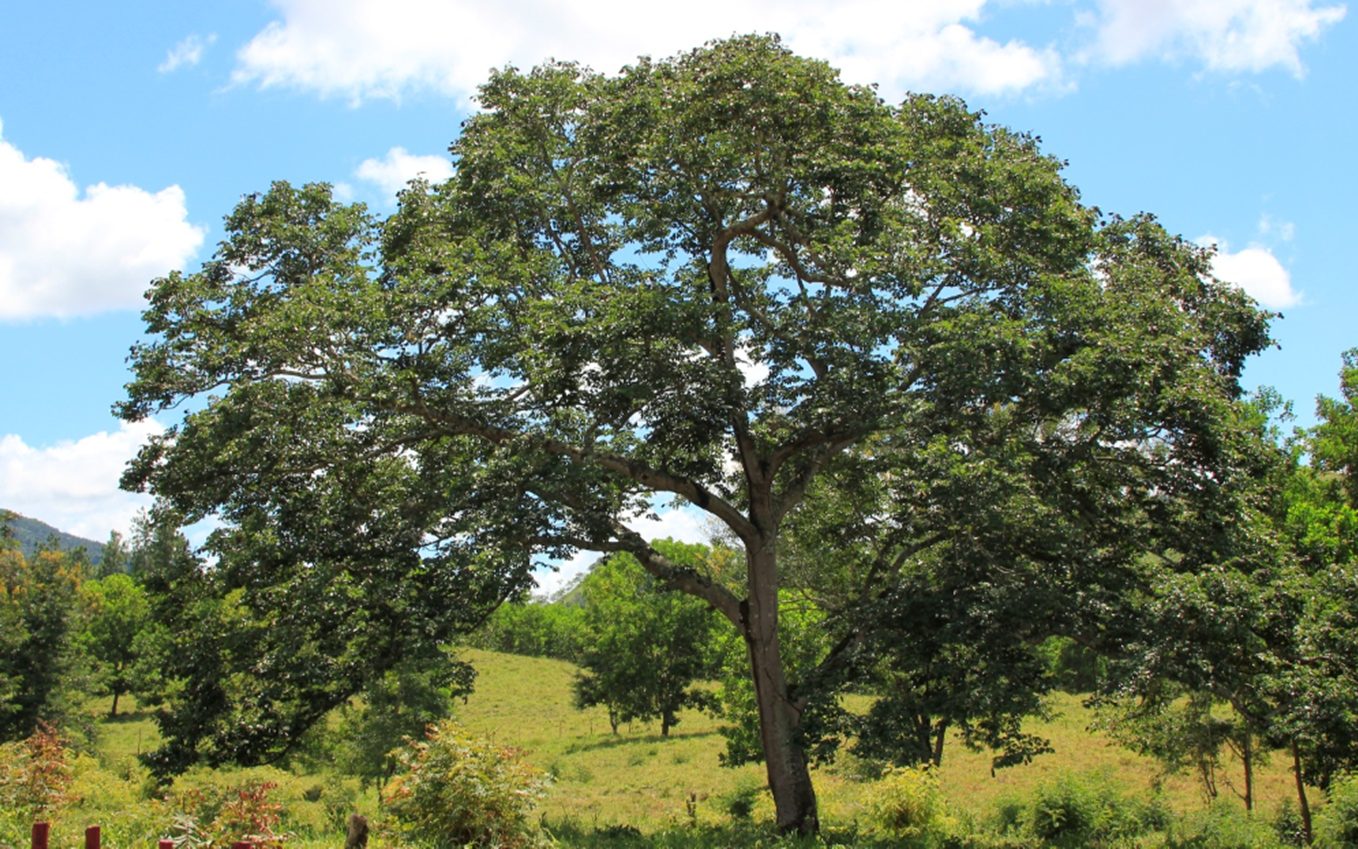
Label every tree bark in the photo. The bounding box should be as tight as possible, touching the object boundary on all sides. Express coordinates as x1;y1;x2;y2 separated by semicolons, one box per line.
743;542;818;834
933;721;948;767
1292;742;1313;845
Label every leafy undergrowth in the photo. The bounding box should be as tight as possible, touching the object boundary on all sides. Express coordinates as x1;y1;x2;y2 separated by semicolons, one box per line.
0;649;1330;847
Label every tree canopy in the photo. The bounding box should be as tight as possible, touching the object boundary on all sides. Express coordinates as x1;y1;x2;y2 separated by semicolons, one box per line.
119;35;1272;832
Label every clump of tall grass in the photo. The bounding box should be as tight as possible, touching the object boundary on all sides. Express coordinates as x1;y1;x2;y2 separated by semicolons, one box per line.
863;765;961;846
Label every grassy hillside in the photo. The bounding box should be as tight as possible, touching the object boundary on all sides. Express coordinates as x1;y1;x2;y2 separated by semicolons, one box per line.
452;649;1314;831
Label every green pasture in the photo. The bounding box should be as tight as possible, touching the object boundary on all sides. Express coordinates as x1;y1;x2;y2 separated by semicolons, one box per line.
1;648;1332;847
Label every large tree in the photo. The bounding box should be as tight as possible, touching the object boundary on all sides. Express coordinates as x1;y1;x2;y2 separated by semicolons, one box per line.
120;36;1270;831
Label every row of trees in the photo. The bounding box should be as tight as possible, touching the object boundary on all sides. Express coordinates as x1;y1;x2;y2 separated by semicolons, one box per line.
0;508;475;793
1089;360;1358;840
109;34;1354;836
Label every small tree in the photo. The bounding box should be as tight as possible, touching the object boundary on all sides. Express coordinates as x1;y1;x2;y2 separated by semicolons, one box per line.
77;573;150;717
338;656;472;789
573;541;719;737
97;531;129;579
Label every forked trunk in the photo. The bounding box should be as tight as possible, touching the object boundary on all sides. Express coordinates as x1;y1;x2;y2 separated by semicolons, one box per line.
743;544;818;834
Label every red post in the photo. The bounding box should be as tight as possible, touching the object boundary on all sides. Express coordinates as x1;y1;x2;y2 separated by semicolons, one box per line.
159;841;175;849
31;822;49;849
232;843;253;849
85;825;100;849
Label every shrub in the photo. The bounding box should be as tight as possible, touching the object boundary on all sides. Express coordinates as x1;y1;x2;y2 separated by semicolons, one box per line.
864;765;957;844
168;777;291;848
1318;773;1358;849
383;719;552;848
1167;799;1280;849
0;722;74;815
720;776;764;822
1023;770;1165;846
1274;801;1309;847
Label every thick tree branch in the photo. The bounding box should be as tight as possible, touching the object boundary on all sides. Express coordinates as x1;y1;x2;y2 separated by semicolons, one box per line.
383;399;758;542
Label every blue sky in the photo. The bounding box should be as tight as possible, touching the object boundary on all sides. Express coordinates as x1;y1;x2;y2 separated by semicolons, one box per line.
1;0;1353;582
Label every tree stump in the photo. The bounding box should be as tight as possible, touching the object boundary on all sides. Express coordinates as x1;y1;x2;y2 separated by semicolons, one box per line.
345;814;369;849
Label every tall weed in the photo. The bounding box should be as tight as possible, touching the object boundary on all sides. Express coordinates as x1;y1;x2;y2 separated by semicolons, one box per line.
864;765;959;846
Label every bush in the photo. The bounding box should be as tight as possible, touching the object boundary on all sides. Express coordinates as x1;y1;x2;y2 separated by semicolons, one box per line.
0;723;74;815
1167;800;1280;849
469;601;586;663
167;777;291;848
1274;801;1309;847
864;765;958;845
166;765;368;844
1318;773;1358;848
1023;770;1165;847
383;719;552;848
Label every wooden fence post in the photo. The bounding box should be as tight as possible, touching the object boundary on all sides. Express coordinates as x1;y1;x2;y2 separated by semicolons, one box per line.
158;840;174;849
85;825;100;849
30;822;49;849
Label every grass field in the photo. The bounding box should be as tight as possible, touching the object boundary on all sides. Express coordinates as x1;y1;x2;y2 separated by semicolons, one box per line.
2;648;1330;847
452;649;1316;832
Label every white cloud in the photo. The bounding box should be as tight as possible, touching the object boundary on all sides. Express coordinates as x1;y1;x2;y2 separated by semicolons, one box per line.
1085;0;1345;76
1199;234;1300;309
232;0;1064;104
0;121;205;320
355;147;454;198
1258;212;1296;241
0;420;163;541
158;34;217;73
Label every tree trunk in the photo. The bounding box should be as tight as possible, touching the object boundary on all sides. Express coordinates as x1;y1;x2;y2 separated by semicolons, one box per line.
1293;742;1313;845
1241;730;1253;811
916;715;933;765
933;720;948;767
743;543;818;835
109;690;120;719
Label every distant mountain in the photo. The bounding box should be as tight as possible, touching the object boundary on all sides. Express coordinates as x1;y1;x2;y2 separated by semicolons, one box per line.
1;510;106;566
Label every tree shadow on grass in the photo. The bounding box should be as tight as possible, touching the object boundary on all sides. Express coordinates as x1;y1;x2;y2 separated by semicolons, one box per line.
564;730;721;754
101;708;154;724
